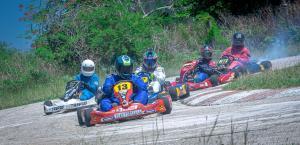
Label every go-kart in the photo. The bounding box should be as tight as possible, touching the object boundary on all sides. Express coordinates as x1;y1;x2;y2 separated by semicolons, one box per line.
136;71;168;103
166;55;272;100
217;55;272;78
43;80;97;115
77;80;172;127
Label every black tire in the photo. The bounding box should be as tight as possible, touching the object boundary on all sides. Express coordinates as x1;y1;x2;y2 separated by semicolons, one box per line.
168;86;178;101
159;96;172;114
260;61;272;71
210;75;219;87
77;109;84;126
44;100;53;115
232;67;245;78
84;108;94;127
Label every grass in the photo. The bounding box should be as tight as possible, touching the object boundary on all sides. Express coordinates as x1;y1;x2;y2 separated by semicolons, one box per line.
0;75;72;110
224;64;300;90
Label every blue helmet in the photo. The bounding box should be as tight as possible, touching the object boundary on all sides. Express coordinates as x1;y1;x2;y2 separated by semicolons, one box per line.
143;48;158;72
115;55;133;79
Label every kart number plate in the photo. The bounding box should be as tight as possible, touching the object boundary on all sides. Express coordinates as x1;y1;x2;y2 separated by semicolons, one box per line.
114;82;132;93
218;58;229;65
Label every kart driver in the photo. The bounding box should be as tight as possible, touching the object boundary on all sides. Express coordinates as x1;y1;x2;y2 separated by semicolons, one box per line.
193;45;217;83
74;59;100;100
221;32;251;70
100;55;148;112
135;48;166;93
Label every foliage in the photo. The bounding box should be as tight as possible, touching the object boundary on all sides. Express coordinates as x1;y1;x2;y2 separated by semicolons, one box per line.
0;43;59;92
174;0;292;17
22;0;160;69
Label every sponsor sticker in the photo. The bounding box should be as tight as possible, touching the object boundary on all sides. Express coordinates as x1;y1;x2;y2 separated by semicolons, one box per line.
114;110;143;119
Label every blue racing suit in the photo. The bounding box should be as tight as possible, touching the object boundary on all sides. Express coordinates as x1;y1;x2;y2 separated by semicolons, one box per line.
194;58;216;83
74;73;99;100
100;74;148;112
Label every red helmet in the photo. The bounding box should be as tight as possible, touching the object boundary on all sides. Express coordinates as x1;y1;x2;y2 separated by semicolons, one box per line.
200;45;213;60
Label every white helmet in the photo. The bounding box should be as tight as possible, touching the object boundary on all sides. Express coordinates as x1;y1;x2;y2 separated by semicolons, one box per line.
81;59;95;77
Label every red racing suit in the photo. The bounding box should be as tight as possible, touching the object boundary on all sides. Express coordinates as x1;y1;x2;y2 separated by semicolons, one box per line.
221;47;251;70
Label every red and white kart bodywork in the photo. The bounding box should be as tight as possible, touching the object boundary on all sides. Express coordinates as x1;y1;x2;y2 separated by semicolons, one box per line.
167;55;272;101
77;80;172;127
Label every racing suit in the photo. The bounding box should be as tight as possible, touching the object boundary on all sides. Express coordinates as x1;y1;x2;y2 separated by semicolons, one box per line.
135;66;166;93
100;74;148;112
194;58;216;83
74;73;99;100
221;46;251;70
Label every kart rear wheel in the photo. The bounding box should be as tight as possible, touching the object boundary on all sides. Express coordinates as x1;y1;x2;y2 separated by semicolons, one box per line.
159;96;172;114
260;61;272;71
44;100;53;115
168;86;178;101
84;108;94;127
77;109;84;126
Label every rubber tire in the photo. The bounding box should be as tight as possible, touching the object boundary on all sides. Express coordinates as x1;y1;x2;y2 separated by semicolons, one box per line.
44;100;53;115
159;96;172;115
260;61;272;71
168;86;178;101
210;75;219;87
232;67;244;78
84;108;94;127
77;108;84;126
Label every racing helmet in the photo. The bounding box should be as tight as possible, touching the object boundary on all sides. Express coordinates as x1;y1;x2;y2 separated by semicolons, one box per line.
115;55;133;79
232;32;245;48
143;48;158;72
200;45;213;60
81;59;95;77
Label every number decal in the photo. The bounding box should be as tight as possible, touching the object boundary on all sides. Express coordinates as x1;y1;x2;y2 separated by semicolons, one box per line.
113;82;132;93
142;77;149;83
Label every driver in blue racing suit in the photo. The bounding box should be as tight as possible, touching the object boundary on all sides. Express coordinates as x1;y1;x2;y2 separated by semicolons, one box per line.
74;59;100;100
100;55;148;112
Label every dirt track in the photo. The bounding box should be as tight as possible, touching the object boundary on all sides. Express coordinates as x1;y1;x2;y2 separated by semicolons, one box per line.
0;56;300;145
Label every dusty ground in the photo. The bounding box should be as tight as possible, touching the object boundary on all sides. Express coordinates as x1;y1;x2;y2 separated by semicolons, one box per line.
0;56;300;145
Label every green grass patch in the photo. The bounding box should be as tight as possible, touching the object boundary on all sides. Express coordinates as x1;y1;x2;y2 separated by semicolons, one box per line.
0;75;72;110
224;64;300;90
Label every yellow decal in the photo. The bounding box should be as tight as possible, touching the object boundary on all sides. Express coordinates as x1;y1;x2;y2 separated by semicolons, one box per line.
113;82;132;93
182;85;187;94
142;77;149;83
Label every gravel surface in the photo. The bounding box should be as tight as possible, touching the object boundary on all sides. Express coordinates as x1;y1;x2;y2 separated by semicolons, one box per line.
0;55;300;145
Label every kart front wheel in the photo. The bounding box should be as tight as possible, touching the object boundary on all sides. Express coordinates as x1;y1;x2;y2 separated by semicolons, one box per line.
84;108;95;127
210;75;219;87
77;109;84;126
168;86;178;101
159;96;172;114
44;100;53;115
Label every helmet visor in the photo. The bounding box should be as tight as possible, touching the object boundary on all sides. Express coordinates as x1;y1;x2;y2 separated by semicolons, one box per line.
144;58;157;69
118;65;133;77
202;51;212;59
82;66;94;72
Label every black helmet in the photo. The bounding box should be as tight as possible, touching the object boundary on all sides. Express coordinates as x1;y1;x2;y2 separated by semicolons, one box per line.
200;45;213;60
115;55;133;79
232;32;245;47
143;48;158;72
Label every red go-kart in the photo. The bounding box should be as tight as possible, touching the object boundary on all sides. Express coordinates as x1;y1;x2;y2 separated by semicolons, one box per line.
167;55;272;101
77;80;172;127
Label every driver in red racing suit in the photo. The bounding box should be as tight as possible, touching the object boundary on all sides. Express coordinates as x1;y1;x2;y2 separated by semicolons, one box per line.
221;32;250;70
